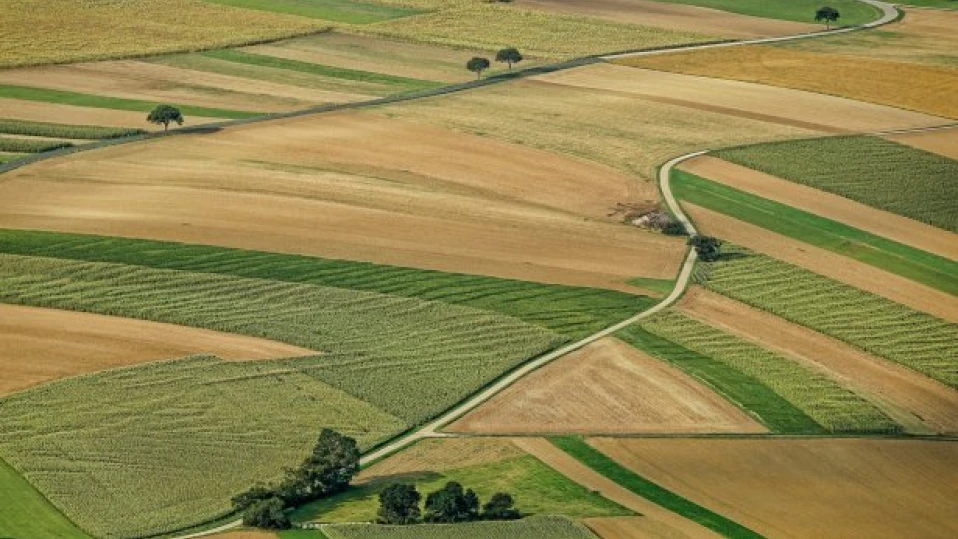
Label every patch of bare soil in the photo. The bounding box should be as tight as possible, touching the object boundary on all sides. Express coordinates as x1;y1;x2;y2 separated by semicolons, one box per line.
885;127;958;160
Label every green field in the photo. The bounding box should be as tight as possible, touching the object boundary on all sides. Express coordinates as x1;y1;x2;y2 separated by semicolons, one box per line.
635;311;897;433
896;0;958;7
201;0;421;24
0;355;404;539
0;153;26;164
714;136;958;232
550;437;763;539
672;170;958;295
0;85;260;119
617;325;823;434
0;458;91;539
626;277;675;296
654;0;881;25
0;119;145;139
322;516;598;539
0;137;72;153
702;245;958;389
0;230;651;340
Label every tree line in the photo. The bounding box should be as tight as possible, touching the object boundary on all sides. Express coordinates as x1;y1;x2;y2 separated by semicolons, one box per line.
377;481;520;525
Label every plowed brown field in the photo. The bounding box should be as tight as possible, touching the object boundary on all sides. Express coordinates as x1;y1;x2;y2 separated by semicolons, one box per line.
885;127;958;161
0;98;172;129
0;111;684;290
357;438;524;483
448;337;764;434
589;438;958;539
585;517;696;539
685;204;958;322
517;0;815;38
678;288;958;434
679;155;958;259
0;304;316;396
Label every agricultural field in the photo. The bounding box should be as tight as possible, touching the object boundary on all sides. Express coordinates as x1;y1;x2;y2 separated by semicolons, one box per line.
0;457;91;539
323;516;599;539
701;245;958;390
648;0;882;25
588;438;958;539
886;126;958;160
448;337;765;435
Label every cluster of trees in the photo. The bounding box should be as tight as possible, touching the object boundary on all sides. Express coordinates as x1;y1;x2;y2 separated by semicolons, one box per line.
232;429;361;530
377;481;520;525
467;48;524;79
689;235;723;262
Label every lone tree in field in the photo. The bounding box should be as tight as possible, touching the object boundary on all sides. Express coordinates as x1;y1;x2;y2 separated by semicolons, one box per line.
425;482;480;523
815;6;840;29
495;47;523;70
242;497;291;530
378;483;422;524
146;104;183;131
466;57;491;79
688;235;723;262
277;429;360;505
482;492;521;520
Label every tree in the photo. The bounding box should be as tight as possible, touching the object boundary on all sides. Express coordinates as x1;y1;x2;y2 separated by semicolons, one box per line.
688;235;723;262
377;483;422;524
278;429;360;505
424;482;480;523
466;57;491;79
231;484;274;511
815;6;840;29
146;104;183;131
495;48;523;70
482;492;520;520
242;497;291;530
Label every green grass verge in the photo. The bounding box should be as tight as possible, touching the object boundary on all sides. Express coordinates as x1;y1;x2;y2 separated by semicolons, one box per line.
653;0;881;25
714;136;958;232
0;230;652;340
0;137;72;153
672;169;958;295
616;325;823;434
200;0;420;24
635;311;899;433
201;49;442;93
702;245;958;389
0;118;145;139
626;276;675;296
322;516;598;539
0;457;92;539
0;355;404;539
0;152;27;164
895;0;958;7
549;437;764;539
0;84;261;119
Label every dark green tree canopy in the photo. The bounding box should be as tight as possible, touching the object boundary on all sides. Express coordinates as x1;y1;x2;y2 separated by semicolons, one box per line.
688;235;723;262
815;6;841;28
495;47;524;69
377;483;422;525
424;482;480;523
146;104;183;131
242;497;291;530
279;429;360;504
466;57;491;79
482;492;521;520
231;484;274;511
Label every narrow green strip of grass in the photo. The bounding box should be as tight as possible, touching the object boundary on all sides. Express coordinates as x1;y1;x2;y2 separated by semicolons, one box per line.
0;457;92;539
626;277;675;296
549;437;766;539
672;170;958;295
0;119;145;139
202;49;442;91
652;0;881;25
200;0;421;24
0;137;72;153
0;85;261;119
0;152;27;164
616;325;824;434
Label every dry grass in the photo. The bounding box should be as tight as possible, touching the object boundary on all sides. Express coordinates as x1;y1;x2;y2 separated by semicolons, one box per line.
620;45;958;119
885;127;958;160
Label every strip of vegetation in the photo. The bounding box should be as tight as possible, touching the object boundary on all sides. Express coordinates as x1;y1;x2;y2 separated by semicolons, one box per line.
322;516;597;539
652;0;881;25
0;152;27;164
0;84;261;119
616;325;823;434
0;457;92;539
702;245;958;389
635;311;898;433
0;119;145;139
0;137;73;153
0;230;651;339
200;0;421;24
714;136;958;232
550;437;765;539
202;49;442;92
672;169;958;295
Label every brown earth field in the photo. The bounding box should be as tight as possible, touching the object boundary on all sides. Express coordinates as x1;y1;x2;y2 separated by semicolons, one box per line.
517;0;816;38
679;155;958;259
0;98;180;129
356;438;525;483
0;304;316;397
0;110;685;290
447;337;765;435
885;127;958;161
513;438;723;539
535;64;948;133
678;288;958;435
589;438;958;539
685;204;958;322
618;45;958;119
585;516;700;539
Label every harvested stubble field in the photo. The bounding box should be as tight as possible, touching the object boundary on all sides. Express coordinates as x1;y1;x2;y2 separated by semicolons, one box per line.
0;457;91;539
0;303;316;396
678;288;958;435
713;136;958;232
886;126;958;161
201;0;420;24
588;438;958;539
323;516;599;539
448;337;765;435
0;111;687;290
0;97;165;129
637;310;898;434
651;0;881;25
620;45;958;119
702;245;958;390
